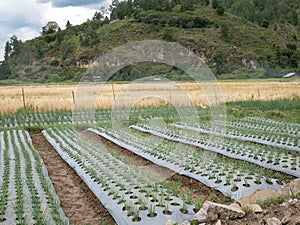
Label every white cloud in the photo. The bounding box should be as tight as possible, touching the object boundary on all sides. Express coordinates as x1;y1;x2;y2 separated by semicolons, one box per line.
37;0;107;8
0;0;111;61
41;5;97;29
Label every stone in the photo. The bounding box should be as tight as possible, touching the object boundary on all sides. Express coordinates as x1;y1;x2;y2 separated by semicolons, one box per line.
281;215;290;224
193;201;211;223
215;220;221;225
180;221;190;225
193;201;245;223
287;178;300;196
262;210;269;215
245;204;263;213
278;178;300;197
229;202;242;209
266;217;282;225
290;216;300;225
237;189;280;206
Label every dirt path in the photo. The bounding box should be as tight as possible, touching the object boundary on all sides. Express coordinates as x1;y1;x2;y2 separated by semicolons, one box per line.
30;131;116;225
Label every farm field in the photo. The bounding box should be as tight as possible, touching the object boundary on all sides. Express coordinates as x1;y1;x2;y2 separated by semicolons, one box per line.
0;81;300;224
0;80;300;114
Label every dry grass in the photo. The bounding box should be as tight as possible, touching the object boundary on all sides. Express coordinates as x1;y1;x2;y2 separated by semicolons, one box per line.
0;80;299;114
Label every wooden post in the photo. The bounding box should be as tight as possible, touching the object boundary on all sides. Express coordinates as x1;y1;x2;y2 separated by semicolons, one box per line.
111;83;116;106
22;88;26;109
72;91;75;104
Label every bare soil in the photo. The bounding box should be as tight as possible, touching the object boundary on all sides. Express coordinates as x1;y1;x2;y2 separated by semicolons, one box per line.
220;198;300;225
30;129;299;225
30;131;116;225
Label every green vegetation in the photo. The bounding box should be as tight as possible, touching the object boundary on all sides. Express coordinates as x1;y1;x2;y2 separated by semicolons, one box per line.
227;97;300;121
0;0;300;82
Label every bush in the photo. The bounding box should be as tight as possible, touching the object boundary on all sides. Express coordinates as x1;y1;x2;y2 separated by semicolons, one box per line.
49;59;60;67
216;5;225;16
135;10;211;28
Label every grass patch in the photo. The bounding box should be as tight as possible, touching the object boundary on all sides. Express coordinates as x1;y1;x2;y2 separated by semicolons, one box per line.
258;195;286;208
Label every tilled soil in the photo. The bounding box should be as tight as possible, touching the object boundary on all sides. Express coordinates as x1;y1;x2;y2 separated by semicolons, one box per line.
30;131;116;225
30;129;299;225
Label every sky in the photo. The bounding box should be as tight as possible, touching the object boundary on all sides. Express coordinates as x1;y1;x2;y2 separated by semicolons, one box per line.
0;0;112;61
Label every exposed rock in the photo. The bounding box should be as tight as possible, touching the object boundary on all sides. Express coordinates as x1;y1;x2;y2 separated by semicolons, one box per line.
229;202;242;209
287;179;300;196
237;179;300;207
193;201;211;223
290;217;300;225
266;217;282;225
277;179;300;197
281;198;299;207
180;221;190;225
245;204;263;213
215;220;221;225
237;189;280;206
193;201;245;223
281;215;290;224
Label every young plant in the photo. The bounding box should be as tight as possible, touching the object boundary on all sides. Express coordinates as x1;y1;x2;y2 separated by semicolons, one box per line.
231;182;238;192
194;197;204;212
147;204;156;217
163;203;172;215
180;201;188;214
132;207;141;222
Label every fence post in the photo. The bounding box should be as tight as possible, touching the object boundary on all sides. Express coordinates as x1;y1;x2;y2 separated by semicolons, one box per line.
111;83;116;106
72;91;75;104
22;88;26;109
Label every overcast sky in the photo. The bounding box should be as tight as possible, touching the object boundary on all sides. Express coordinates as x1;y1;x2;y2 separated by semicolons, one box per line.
0;0;111;61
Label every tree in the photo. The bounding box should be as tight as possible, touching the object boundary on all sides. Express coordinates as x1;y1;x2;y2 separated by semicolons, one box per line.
4;41;11;60
66;20;72;29
7;35;22;56
212;0;219;9
260;19;269;28
172;4;181;13
42;21;60;35
110;0;133;20
0;62;11;80
92;11;103;21
216;5;225;16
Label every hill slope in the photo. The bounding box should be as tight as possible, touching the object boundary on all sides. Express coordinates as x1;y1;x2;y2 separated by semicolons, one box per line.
1;4;300;82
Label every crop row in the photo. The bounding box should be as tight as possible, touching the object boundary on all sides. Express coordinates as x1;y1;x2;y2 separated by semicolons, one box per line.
242;116;300;133
0;130;68;225
89;126;285;200
0;106;208;129
173;121;300;151
131;124;300;178
220;118;299;136
43;127;194;225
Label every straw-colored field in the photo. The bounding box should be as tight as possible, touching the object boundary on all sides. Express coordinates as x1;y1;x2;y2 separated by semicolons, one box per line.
0;80;299;114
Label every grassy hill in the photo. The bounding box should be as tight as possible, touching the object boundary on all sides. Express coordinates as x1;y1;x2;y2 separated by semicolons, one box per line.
1;3;300;82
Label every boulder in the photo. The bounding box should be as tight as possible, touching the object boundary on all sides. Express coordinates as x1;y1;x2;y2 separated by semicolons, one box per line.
278;179;300;197
244;203;263;213
237;189;280;206
266;217;281;225
215;220;221;225
281;215;290;224
193;201;245;223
